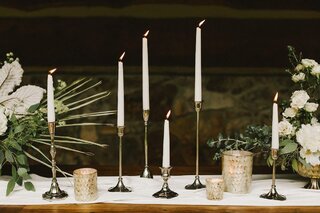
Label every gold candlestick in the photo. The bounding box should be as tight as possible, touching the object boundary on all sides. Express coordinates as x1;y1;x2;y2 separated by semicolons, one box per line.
260;149;286;201
42;122;68;200
153;167;178;199
140;110;153;178
185;101;205;190
108;126;132;192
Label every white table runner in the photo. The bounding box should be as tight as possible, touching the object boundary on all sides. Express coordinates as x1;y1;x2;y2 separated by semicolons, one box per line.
0;174;319;206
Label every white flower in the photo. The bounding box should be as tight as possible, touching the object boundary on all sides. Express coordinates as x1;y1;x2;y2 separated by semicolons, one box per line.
311;65;320;77
300;148;320;166
290;90;310;109
311;117;319;125
292;72;305;82
296;124;320;152
278;120;294;136
294;64;304;72
282;107;297;118
0;108;8;136
305;102;319;112
301;58;318;68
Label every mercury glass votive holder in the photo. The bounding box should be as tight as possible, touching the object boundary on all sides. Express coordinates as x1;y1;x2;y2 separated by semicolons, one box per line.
73;168;98;202
222;150;253;194
205;178;224;200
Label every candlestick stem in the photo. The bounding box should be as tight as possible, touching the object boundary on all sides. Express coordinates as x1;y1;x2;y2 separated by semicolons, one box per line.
109;126;132;192
140;110;153;178
153;167;178;199
42;122;68;200
185;101;205;190
260;149;286;201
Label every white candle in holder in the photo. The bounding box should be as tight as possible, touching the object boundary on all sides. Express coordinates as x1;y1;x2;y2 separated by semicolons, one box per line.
162;110;171;168
194;20;205;102
272;92;279;149
117;52;125;127
142;30;150;110
47;68;56;122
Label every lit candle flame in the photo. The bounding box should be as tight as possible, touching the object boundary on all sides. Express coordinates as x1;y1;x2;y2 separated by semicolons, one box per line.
274;92;279;102
144;30;150;37
199;20;205;27
48;68;57;74
166;110;171;119
119;52;126;61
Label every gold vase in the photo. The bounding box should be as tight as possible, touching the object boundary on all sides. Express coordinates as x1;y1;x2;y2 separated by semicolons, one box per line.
296;162;320;189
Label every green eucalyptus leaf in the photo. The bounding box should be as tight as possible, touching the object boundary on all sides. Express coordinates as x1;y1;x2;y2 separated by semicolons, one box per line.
28;103;40;113
17;154;27;165
5;150;14;163
17;168;28;177
0;151;4;165
16;177;23;186
10;142;22;151
280;139;293;147
6;178;16;196
280;142;298;154
11;165;17;179
14;125;24;134
24;181;35;192
292;158;298;172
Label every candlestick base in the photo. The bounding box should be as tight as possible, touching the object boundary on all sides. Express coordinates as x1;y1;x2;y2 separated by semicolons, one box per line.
185;175;206;190
108;177;132;192
260;185;286;201
42;178;68;200
140;166;153;179
153;167;178;199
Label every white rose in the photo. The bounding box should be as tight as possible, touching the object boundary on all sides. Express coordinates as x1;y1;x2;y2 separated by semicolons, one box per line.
300;148;320;166
0;109;8;136
311;65;320;77
296;124;320;152
278;120;294;136
290;90;310;109
305;102;319;112
311;117;319;125
291;72;305;83
282;107;297;118
301;58;318;68
294;64;304;72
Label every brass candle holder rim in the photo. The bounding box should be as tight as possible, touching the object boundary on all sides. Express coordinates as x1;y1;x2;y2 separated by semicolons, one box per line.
73;168;97;176
223;150;253;157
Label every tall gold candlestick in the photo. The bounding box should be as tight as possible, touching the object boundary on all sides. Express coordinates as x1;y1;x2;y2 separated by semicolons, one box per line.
140;110;153;178
108;126;132;192
42;122;68;200
260;149;286;200
185;101;205;190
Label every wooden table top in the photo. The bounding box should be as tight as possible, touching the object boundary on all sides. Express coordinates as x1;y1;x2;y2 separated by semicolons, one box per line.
1;203;319;213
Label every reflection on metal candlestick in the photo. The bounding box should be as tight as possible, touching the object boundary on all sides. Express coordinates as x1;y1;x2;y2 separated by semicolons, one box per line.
260;149;286;201
108;126;132;192
140;110;153;178
42;122;68;200
153;167;178;199
185;101;205;190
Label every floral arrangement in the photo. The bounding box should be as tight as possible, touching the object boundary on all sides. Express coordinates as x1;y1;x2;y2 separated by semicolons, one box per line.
0;53;114;195
277;46;320;170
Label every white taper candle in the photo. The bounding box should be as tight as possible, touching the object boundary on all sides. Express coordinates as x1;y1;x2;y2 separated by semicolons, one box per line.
162;110;171;168
47;69;56;122
195;20;205;102
117;52;125;127
272;92;279;149
142;30;150;110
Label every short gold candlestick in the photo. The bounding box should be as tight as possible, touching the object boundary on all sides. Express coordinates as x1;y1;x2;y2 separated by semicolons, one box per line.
140;110;153;178
108;126;132;192
153;167;178;199
260;149;286;201
42;122;68;200
185;101;205;190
